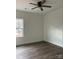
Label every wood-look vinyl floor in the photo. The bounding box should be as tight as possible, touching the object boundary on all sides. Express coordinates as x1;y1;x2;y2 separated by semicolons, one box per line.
16;41;63;59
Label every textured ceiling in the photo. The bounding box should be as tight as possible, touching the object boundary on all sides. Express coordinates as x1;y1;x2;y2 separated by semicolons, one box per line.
16;0;63;13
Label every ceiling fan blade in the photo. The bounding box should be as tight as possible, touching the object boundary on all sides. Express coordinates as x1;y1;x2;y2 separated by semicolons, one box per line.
29;3;37;5
32;7;38;10
40;7;43;11
42;5;52;8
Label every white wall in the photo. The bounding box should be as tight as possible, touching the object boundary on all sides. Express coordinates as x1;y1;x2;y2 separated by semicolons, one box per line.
16;10;43;45
16;8;63;47
44;8;63;47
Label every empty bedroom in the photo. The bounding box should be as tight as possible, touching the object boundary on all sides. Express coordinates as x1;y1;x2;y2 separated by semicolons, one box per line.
16;0;63;59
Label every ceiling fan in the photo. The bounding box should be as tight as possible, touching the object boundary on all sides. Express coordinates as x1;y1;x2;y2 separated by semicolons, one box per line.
29;0;52;11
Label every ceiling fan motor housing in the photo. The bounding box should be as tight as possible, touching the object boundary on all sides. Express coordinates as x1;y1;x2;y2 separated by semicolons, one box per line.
38;1;42;7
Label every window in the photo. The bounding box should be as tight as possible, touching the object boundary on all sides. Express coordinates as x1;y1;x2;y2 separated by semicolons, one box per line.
16;18;24;37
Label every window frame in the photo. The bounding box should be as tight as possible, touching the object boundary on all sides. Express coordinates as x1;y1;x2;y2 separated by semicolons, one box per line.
16;18;24;37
